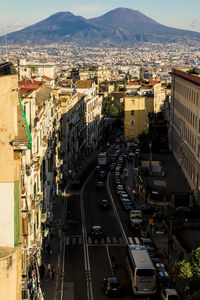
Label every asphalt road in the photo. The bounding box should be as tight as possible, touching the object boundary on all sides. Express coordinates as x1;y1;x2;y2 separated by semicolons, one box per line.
61;161;156;300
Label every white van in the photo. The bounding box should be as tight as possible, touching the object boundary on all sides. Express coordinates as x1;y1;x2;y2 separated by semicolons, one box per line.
130;210;142;221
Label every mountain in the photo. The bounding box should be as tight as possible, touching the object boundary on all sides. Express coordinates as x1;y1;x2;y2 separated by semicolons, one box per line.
1;8;200;45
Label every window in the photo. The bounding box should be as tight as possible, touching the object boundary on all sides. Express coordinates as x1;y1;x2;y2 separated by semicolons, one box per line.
131;100;135;106
130;130;134;136
130;120;135;126
131;110;135;115
143;120;147;126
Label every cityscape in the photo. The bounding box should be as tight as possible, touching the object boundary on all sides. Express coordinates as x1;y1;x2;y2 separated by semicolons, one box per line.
1;4;200;300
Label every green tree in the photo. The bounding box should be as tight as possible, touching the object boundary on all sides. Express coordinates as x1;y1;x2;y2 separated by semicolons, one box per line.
170;248;200;299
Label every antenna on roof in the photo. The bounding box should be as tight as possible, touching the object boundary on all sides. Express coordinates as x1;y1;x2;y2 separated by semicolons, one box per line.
4;25;8;61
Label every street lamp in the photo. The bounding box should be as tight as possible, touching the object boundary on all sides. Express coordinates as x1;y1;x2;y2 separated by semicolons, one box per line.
149;140;152;175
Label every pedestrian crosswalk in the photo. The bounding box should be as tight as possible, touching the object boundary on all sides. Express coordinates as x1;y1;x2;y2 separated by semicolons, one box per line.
64;235;126;246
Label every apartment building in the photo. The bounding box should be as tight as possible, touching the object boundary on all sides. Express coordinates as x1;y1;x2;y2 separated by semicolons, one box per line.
59;92;87;179
0;62;28;300
124;80;165;140
124;94;154;140
85;94;103;154
170;68;200;203
18;59;55;81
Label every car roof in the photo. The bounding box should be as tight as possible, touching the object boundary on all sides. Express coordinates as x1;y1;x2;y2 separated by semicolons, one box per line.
107;278;118;283
93;226;102;229
164;288;178;295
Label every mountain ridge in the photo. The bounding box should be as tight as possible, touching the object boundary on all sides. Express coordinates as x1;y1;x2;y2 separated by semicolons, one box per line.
1;7;200;45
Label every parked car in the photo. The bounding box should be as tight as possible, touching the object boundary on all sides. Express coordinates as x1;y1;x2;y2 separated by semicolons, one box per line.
116;185;124;194
141;204;156;215
161;288;180;300
103;278;121;296
122;199;134;210
130;220;141;235
153;211;165;222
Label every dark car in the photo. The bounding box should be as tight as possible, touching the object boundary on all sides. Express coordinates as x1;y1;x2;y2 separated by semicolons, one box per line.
176;206;192;218
97;181;105;189
100;199;111;208
90;226;103;239
153;211;165;222
141;204;155;214
99;170;107;178
103;277;121;296
130;220;141;235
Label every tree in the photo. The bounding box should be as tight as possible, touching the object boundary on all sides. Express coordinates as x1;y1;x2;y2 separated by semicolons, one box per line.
170;248;200;299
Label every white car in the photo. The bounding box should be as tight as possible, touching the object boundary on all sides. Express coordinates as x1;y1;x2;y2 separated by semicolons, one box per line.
161;288;180;300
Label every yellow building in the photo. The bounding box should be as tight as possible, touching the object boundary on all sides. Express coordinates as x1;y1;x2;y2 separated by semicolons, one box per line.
124;94;154;141
170;68;200;203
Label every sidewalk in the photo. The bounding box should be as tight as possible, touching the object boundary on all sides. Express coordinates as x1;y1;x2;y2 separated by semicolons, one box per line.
123;157;180;268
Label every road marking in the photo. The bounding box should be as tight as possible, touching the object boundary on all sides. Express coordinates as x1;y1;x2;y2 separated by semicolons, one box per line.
72;237;76;245
128;237;134;244
113;237;117;244
134;237;140;245
106;236;111;243
66;237;70;245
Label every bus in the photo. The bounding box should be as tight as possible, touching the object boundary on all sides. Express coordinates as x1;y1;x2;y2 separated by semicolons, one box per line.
126;245;156;296
98;152;107;165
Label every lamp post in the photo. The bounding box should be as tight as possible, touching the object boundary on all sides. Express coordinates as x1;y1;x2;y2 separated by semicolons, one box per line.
149;140;152;176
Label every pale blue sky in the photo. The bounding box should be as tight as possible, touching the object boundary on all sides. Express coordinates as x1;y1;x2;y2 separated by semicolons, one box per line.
1;0;200;33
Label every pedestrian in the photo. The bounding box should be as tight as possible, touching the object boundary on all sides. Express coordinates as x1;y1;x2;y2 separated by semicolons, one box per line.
39;264;45;280
47;264;51;277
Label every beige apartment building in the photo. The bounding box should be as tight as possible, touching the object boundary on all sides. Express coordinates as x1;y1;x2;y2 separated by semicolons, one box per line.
0;63;27;300
170;68;200;203
18;59;55;81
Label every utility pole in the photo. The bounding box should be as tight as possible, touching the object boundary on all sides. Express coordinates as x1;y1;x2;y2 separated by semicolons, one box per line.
149;140;152;176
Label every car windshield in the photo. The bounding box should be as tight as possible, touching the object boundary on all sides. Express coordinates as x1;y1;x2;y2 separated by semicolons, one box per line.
110;282;119;289
136;269;155;277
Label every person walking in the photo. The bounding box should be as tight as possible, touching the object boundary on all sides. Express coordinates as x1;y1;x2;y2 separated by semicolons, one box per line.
47;264;51;277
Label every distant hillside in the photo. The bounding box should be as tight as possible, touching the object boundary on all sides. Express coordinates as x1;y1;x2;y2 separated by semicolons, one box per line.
1;8;200;45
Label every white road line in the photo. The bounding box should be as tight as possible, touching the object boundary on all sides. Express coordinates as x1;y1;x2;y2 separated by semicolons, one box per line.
80;170;95;300
88;237;92;244
113;237;117;244
72;237;76;245
66;237;70;245
134;237;140;245
106;236;111;244
107;172;129;246
128;237;134;245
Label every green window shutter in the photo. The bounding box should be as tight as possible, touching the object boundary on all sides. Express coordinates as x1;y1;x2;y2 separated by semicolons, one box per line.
14;181;20;246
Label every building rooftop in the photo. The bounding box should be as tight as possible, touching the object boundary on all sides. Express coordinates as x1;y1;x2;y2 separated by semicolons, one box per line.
171;68;200;86
0;247;17;260
0;62;17;76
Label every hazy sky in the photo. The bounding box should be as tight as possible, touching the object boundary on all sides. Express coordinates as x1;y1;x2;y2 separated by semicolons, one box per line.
1;0;200;33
